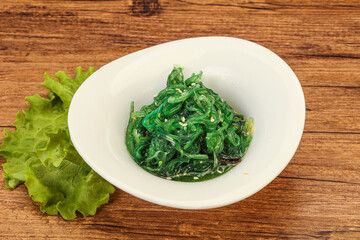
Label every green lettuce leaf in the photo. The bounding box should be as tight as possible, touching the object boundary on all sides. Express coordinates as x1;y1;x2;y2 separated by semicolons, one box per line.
0;67;115;220
25;160;114;220
37;129;85;168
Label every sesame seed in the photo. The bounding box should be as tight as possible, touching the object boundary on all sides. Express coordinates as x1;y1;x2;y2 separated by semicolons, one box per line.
200;161;203;164
210;117;215;122
217;170;222;174
153;94;158;97
250;128;255;134
166;177;172;180
181;116;185;122
176;88;182;93
191;83;196;86
165;119;168;122
193;177;199;180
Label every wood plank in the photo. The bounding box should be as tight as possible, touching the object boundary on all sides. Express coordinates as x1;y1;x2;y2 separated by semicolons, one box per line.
1;0;359;57
0;55;359;88
1;128;359;239
1;84;359;134
282;132;360;184
285;57;360;87
0;170;359;239
0;168;359;239
303;86;360;133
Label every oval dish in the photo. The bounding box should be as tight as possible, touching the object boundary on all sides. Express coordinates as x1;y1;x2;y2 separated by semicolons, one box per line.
68;37;306;209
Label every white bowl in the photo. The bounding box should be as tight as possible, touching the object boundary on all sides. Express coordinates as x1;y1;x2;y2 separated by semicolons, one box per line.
68;37;305;209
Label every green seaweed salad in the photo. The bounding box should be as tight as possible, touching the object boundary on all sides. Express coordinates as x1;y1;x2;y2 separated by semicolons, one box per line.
126;66;254;182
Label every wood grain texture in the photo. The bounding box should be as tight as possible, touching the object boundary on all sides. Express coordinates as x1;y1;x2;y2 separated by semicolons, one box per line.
0;0;359;239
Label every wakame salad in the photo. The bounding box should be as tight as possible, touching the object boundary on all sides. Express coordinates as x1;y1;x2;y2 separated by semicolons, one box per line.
126;66;254;182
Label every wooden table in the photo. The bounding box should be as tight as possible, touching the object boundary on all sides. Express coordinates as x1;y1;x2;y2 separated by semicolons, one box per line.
1;0;359;239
